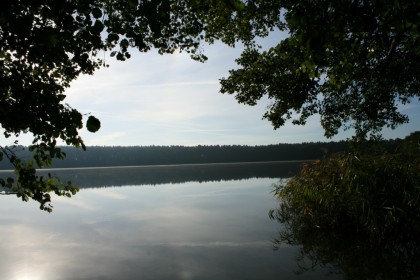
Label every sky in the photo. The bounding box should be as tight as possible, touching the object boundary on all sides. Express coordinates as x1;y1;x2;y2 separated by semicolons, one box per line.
13;35;420;147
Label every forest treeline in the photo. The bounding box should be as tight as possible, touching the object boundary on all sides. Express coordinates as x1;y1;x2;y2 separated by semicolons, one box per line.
1;136;413;169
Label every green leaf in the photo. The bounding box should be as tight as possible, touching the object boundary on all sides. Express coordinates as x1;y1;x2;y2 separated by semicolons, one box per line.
120;38;129;48
86;116;101;132
107;33;119;43
92;20;104;33
92;7;102;19
116;52;125;60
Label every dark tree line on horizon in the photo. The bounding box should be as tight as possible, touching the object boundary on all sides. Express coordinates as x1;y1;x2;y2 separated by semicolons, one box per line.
1;137;411;169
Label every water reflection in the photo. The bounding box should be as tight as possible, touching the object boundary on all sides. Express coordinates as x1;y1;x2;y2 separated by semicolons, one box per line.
3;161;411;279
2;173;333;280
37;161;303;188
270;201;420;279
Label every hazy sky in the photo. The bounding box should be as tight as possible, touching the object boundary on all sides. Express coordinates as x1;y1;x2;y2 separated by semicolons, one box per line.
14;36;419;147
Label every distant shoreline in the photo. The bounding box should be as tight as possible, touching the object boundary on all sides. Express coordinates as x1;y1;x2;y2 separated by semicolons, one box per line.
0;142;351;170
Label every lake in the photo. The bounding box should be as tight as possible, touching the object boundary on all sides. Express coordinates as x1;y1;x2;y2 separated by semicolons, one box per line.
0;162;353;279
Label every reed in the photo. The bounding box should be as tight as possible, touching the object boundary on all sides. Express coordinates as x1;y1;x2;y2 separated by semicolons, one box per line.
273;151;420;240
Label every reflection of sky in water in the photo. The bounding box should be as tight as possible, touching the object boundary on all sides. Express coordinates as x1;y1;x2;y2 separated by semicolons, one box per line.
0;178;339;280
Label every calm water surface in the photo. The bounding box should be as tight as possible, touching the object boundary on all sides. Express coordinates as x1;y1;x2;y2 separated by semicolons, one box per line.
0;162;341;280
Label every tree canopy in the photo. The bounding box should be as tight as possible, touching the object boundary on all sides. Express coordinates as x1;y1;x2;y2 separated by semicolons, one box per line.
221;0;420;139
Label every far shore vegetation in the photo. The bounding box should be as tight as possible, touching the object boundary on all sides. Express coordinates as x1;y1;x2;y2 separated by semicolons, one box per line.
0;134;414;169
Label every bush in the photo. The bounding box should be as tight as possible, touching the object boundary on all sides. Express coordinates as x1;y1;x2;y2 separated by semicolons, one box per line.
273;152;420;240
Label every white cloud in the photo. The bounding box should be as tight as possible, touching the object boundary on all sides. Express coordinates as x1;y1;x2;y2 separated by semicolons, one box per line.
43;39;420;146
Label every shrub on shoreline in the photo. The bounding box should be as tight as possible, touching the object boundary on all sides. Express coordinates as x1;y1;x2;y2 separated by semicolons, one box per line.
273;151;420;240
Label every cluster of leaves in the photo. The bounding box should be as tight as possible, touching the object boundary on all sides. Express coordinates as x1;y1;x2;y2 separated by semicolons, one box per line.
271;137;420;241
268;131;420;279
221;0;420;139
0;146;77;212
269;147;420;279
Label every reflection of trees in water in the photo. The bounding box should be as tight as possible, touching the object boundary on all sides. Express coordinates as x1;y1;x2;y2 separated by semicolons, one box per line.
34;161;304;189
269;203;420;280
0;161;303;212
